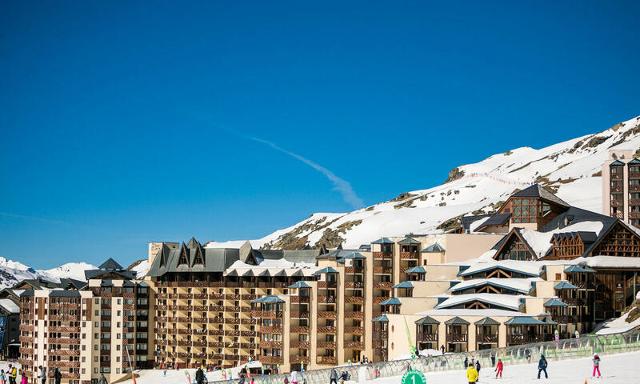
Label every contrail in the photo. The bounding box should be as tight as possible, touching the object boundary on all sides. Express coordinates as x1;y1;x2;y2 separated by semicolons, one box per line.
0;211;70;225
248;136;364;209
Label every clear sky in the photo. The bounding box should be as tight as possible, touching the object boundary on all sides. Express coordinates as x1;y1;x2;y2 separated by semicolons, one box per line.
1;1;639;268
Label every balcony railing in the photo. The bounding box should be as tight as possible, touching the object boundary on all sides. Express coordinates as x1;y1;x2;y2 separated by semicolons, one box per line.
400;252;419;259
317;356;337;365
447;333;468;342
373;252;393;259
417;333;438;342
476;334;499;343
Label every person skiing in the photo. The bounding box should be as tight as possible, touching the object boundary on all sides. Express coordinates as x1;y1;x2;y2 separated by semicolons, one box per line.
466;363;479;384
525;349;531;363
440;345;445;355
53;369;62;384
464;356;469;368
495;359;503;378
537;355;548;379
490;352;496;367
475;359;481;380
329;368;338;384
592;354;601;378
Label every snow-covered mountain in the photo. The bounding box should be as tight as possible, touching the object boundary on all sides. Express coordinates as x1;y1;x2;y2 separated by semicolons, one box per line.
207;115;640;250
0;257;96;289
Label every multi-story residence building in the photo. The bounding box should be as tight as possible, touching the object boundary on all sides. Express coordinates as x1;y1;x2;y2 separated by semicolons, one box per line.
18;259;151;384
602;149;640;227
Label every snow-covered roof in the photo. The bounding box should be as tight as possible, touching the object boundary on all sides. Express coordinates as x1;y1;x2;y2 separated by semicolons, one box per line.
458;260;542;277
435;293;523;311
580;256;640;269
520;221;605;258
449;278;536;294
224;259;318;277
0;299;19;313
417;308;528;318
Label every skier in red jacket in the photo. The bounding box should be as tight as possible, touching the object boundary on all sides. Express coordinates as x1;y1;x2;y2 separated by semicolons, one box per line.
495;359;503;378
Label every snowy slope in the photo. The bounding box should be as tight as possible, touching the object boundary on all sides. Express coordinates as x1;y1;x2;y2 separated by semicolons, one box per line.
244;115;640;249
40;262;97;282
0;256;96;289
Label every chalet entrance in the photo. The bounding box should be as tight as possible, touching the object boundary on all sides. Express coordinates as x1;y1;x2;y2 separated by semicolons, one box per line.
415;316;439;351
445;317;469;353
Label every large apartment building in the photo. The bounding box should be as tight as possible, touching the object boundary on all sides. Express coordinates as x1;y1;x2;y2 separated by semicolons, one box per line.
602;149;640;227
18;259;152;384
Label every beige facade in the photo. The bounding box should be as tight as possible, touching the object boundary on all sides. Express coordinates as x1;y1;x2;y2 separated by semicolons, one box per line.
602;149;640;227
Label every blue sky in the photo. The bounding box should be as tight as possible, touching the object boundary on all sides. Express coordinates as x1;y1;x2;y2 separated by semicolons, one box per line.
1;1;639;268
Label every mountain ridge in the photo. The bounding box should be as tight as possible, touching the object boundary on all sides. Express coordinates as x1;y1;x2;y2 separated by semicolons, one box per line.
206;115;640;250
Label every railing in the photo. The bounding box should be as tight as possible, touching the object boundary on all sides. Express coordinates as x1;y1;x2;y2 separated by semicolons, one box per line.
209;329;640;384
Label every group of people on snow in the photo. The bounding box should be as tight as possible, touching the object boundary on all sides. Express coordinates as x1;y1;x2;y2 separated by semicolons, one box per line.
0;365;62;384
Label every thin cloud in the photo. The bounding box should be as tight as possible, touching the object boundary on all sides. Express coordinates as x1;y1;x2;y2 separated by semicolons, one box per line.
248;136;364;209
0;211;70;225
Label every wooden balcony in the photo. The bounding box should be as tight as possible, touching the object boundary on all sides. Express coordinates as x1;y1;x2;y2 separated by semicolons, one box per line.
344;340;364;349
373;252;393;259
345;296;365;304
317;356;337;365
317;326;337;334
317;340;336;348
345;266;365;274
291;296;310;303
260;326;283;334
476;334;498;343
345;282;365;289
417;333;438;342
400;251;419;260
318;281;338;289
290;326;310;333
373;266;393;274
317;295;336;303
344;312;364;320
209;305;225;311
290;340;311;348
290;355;311;364
259;340;283;348
446;333;468;342
373;282;394;289
209;293;225;300
507;334;543;345
318;311;337;319
344;326;364;335
260;355;284;364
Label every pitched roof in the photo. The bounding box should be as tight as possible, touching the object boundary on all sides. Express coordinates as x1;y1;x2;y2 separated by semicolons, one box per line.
380;297;401;305
512;184;569;207
372;314;389;322
393;281;414;289
628;158;640;165
406;266;427;274
475;317;500;325
461;214;493;232
422;243;445;253
398;236;421;245
476;213;511;231
314;266;338;275
99;258;124;271
564;264;596;273
554;281;578;290
505;316;546;325
415;316;439;325
147;241;241;277
288;281;312;289
372;237;394;244
610;159;625;166
444;316;470;325
544;298;568;307
252;295;284;304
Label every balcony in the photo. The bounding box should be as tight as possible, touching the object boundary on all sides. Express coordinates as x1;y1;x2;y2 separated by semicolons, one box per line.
209;305;225;312
317;295;336;303
345;282;364;289
290;355;311;364
507;334;543;345
400;252;419;260
317;356;337;365
344;340;364;349
345;266;365;274
417;333;438;342
260;326;283;334
342;325;363;336
261;355;284;364
209;293;225;300
318;311;337;319
345;296;365;304
317;326;336;333
318;281;338;289
373;282;394;289
476;334;498;343
290;326;310;333
291;296;310;303
344;312;364;320
373;266;393;274
317;340;336;348
259;340;283;348
446;333;468;342
292;312;310;319
290;340;311;348
373;252;393;259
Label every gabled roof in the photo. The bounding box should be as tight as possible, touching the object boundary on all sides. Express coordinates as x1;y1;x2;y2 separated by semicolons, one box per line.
436;293;522;311
461;214;493;232
512;184;569;207
314;266;338;275
288;281;312;289
415;316;439;325
628;158;640;165
422;243;445;253
492;228;538;260
406;266;427;274
564;264;596;273
393;281;414;289
340;251;367;260
554;281;578;290
372;314;389;322
147;239;241;277
445;316;470;325
358;244;372;252
372;237;394;244
544;298;568;307
476;213;511;231
398;236;421;245
458;261;541;278
610;160;625;166
449;278;534;295
380;297;401;305
505;316;546;325
475;317;500;325
99;258;124;271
